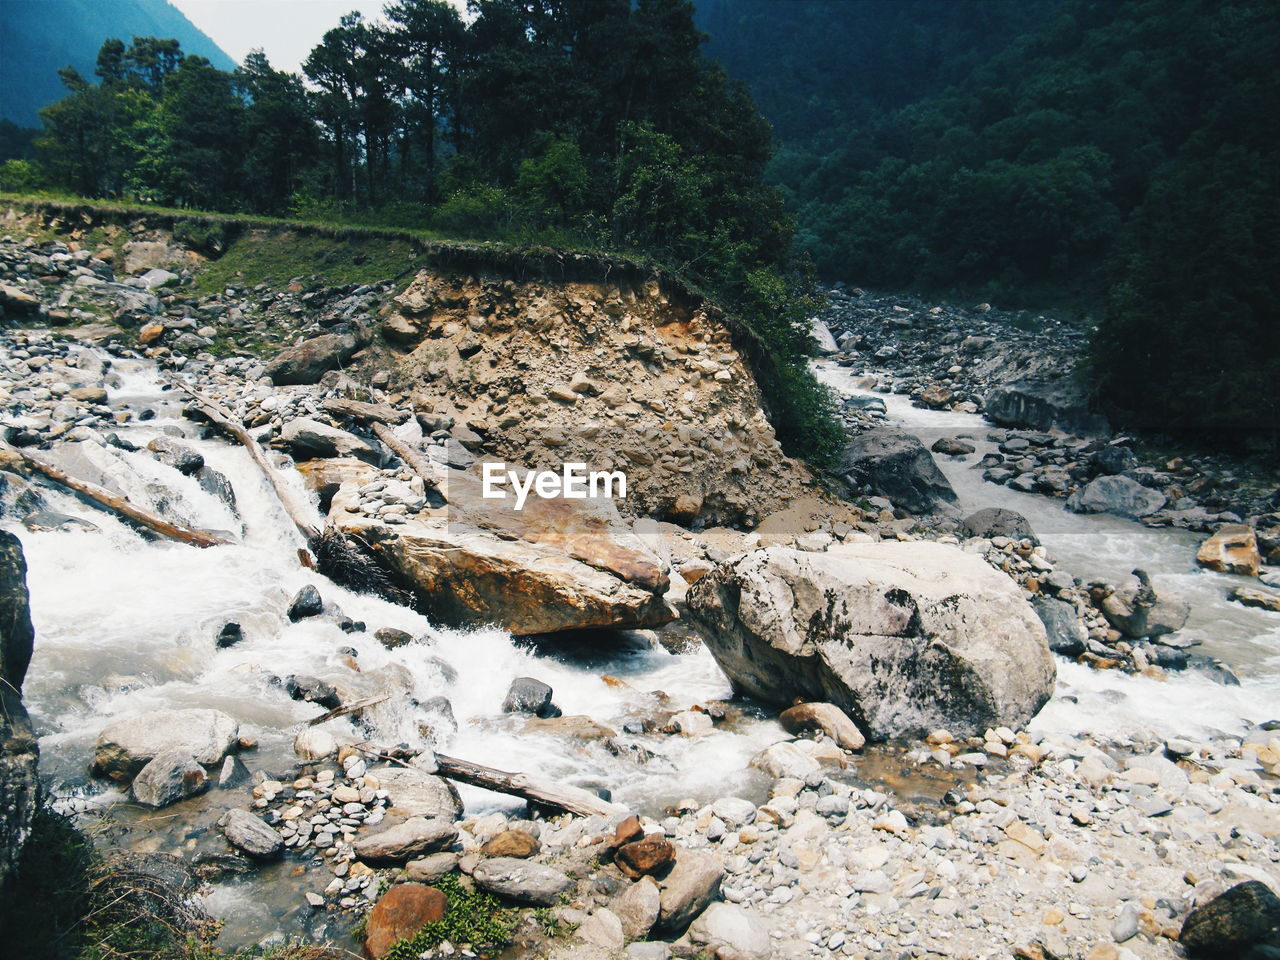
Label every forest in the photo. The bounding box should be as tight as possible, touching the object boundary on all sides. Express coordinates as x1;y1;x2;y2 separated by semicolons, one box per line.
2;0;1278;445
702;0;1279;442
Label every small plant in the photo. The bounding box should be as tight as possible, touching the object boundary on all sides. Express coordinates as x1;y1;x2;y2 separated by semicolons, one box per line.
378;874;516;960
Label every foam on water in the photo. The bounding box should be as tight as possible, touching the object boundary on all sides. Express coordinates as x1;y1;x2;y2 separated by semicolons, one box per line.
815;359;1280;737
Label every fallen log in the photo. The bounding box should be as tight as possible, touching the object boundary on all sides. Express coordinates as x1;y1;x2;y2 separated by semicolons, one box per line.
306;695;389;727
166;376;409;601
434;753;627;819
3;445;230;548
369;422;443;491
321;397;410;425
167;376;320;541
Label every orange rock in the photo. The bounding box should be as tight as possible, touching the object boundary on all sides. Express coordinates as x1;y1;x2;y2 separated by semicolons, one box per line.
616;836;676;878
1196;524;1261;576
364;883;447;959
481;829;540;858
138;323;166;345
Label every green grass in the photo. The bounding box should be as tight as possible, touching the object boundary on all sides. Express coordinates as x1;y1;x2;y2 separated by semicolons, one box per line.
378;874;516;960
192;231;424;294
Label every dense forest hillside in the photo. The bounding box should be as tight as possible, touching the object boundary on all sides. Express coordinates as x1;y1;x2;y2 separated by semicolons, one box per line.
701;0;1280;444
0;0;234;129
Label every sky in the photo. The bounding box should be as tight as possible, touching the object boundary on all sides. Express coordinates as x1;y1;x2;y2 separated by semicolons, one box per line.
169;0;464;75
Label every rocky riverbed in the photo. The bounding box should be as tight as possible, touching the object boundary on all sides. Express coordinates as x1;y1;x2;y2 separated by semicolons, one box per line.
0;205;1277;959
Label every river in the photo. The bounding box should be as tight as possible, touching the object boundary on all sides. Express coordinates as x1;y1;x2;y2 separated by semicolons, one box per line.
7;346;1278;946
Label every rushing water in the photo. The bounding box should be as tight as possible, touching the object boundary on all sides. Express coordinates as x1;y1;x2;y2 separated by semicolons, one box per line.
8;343;1279;946
814;360;1280;744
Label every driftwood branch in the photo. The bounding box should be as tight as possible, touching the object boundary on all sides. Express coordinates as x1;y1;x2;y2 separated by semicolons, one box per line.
307;695;389;727
370;422;443;490
4;446;230;548
167;377;321;541
434;753;627;818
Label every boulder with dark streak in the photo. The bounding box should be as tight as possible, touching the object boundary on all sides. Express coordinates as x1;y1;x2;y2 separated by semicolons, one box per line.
0;531;38;894
834;429;958;515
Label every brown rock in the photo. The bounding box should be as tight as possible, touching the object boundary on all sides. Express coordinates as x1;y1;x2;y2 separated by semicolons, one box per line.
655;848;723;935
138;323;166;345
779;702;866;751
617;836;676;878
667;494;704;525
364;883;448;959
481;829;540;858
521;715;616;741
607;815;644;852
1196;524;1261;576
1230;586;1280;612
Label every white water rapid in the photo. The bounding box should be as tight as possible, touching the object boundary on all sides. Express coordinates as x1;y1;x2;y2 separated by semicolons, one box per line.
814;361;1280;747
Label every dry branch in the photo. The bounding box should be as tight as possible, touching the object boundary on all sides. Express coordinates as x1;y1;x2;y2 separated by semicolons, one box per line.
434;753;627;818
4;445;230;547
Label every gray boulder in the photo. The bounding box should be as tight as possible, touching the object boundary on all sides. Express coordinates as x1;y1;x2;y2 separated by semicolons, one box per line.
685;542;1056;740
376;767;463;821
961;507;1037;544
131;749;208;808
280;418;379;463
472;857;573;906
985;380;1108;436
1100;569;1189;639
264;334;358;386
1066;475;1166;519
655;848;724;935
612;875;661;939
689;902;771;959
93;708;239;781
835;429;958;515
1032;596;1088;657
501;677;557;717
0;532;38;890
220;808;283;859
353;817;458;864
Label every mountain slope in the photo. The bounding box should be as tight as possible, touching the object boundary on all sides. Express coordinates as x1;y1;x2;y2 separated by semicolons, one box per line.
0;0;236;127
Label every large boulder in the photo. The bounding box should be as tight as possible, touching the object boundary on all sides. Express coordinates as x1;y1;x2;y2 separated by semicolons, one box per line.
688;902;771;960
471;857;573;906
1066;475;1166;519
0;532;38;892
1196;524;1261;577
280;418;380;464
1180;881;1280;959
1099;569;1189;639
809;318;839;355
263;334;358;386
961;507;1037;544
130;749;208;808
834;429;958;515
219;808;283;859
1032;596;1088;657
685;542;1056;740
984;380;1108;436
93;708;239;782
655;848;724;935
334;468;672;635
364;883;449;960
353;818;458;864
376;767;463;821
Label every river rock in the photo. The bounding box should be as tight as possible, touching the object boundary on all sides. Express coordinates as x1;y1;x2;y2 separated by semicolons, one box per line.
93;708;239;781
294;727;338;762
131;749;208;808
834;428;958;514
501;677;556;717
932;437;975;456
1032;596;1088;656
686;542;1056;739
1196;524;1261;576
810;318;839;354
751;741;820;779
471;856;573;906
689;902;771;960
1180;881;1280;958
220;808;283;859
287;584;324;621
280;418;379;463
616;836;677;878
578;907;626;951
364;883;448;960
984;381;1108;436
1230;586;1280;612
655;848;723;935
613;876;661;939
377;767;463;821
481;829;540;858
406;852;460;882
779;701;866;750
1100;569;1189;638
1066;475;1166;519
354;817;459;864
146;436;204;475
961;507;1037;544
337;472;672;634
263;333;358;385
0;532;38;889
